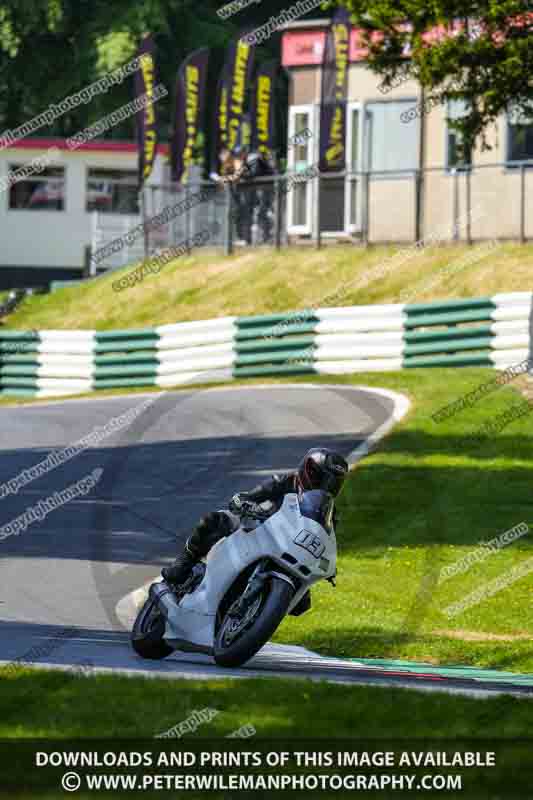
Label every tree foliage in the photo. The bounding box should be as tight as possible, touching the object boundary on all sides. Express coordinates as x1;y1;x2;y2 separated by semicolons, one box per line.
0;0;315;142
330;0;533;151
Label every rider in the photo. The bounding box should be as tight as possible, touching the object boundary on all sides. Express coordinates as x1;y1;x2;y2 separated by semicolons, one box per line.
162;447;349;593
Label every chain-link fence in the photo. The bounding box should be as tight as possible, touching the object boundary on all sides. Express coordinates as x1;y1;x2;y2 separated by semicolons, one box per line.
90;160;533;272
142;176;290;255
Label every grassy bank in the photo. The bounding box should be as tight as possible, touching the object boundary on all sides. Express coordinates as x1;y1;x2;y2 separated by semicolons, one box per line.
3;669;532;798
3;668;531;738
2;242;532;330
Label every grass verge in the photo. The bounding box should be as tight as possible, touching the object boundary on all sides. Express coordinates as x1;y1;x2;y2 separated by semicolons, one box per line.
2;242;532;330
2;668;531;738
2;669;532;798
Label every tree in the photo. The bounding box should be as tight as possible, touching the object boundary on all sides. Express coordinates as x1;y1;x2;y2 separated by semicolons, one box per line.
329;0;533;151
0;0;328;153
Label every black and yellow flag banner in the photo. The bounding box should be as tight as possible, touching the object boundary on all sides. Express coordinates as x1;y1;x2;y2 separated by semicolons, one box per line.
319;8;351;172
135;34;159;186
226;36;255;153
172;48;209;183
251;60;277;158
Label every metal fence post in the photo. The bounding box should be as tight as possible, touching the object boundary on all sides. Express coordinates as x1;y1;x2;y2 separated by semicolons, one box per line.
140;187;149;260
274;175;282;250
185;183;191;247
414;169;421;243
452;168;459;241
362;170;370;246
520;164;526;244
84;245;95;278
466;168;472;245
171;183;178;247
314;170;321;250
224;182;233;256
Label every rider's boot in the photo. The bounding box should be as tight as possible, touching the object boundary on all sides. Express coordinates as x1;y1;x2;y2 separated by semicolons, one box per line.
161;539;199;586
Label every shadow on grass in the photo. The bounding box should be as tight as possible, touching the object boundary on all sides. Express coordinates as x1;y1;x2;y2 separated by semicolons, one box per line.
338;429;533;552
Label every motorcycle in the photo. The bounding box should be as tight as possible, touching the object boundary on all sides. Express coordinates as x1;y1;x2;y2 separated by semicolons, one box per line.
131;489;337;668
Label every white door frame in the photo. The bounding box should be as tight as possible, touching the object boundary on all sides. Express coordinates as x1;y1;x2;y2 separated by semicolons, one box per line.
345;101;362;233
287;104;314;235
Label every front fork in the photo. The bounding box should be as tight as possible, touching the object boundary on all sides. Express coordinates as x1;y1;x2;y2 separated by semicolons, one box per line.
228;560;297;619
228;561;269;618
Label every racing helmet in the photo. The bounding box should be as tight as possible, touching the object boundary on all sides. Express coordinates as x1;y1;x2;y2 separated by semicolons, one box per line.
297;448;348;497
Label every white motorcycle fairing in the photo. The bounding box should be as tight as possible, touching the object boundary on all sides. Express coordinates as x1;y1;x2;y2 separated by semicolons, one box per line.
162;492;337;652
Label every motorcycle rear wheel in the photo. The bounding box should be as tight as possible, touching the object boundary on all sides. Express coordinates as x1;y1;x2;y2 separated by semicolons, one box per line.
131;593;173;660
214;577;294;668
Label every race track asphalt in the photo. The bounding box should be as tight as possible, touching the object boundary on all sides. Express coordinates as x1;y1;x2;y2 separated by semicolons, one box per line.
1;383;530;697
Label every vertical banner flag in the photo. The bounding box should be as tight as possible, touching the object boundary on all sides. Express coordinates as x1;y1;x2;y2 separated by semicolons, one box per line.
319;7;351;172
172;47;209;183
226;36;255;153
251;60;277;157
240;111;252;152
211;67;230;172
135;34;159;186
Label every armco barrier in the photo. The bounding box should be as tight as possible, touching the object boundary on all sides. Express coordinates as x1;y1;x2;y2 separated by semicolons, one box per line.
0;293;531;398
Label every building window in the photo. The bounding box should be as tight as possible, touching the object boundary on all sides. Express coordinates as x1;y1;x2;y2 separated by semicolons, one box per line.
507;105;533;164
446;100;472;169
364;101;419;174
288;107;313;231
9;167;65;210
86;169;139;213
292;112;312;168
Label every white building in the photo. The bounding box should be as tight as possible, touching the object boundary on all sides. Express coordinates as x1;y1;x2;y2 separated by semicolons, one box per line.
0;137;167;288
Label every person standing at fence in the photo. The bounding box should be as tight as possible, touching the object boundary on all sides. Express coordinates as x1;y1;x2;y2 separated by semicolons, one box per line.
233;146;253;245
209;148;237;238
245;150;275;243
209;147;235;185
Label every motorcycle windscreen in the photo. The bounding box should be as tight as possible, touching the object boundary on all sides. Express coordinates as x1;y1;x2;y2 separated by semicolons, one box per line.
298;489;335;533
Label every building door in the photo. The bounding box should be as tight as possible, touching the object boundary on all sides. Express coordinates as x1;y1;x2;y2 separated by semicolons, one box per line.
319;175;345;235
318;101;346;236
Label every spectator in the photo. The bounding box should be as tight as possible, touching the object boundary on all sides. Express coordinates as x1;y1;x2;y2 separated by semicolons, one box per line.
209;147;236;186
245;150;275;242
232;146;252;245
209;148;236;239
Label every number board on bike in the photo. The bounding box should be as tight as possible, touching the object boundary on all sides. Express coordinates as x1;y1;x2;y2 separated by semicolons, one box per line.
293;530;325;559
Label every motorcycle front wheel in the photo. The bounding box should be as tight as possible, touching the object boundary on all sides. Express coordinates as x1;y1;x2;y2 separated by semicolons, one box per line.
131;592;173;660
213;577;294;668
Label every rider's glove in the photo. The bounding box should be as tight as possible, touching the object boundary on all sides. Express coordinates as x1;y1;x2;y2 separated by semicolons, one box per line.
229;493;248;514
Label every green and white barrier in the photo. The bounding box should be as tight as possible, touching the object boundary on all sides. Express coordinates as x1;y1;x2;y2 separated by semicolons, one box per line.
1;292;530;398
